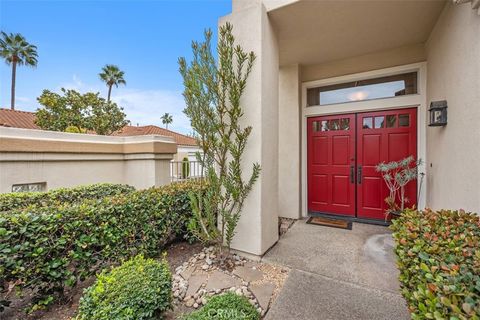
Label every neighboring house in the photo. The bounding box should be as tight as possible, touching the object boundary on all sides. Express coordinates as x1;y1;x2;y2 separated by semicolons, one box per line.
0;108;200;162
113;125;199;162
0;108;199;191
221;0;480;256
0;108;39;130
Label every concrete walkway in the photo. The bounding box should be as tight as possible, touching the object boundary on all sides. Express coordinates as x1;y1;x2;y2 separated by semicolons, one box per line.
263;220;410;320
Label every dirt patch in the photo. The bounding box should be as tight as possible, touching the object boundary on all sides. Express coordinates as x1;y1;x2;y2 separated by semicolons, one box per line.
2;241;204;320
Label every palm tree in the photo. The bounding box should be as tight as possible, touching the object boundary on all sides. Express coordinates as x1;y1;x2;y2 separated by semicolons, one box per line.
99;64;126;102
161;113;173;129
0;32;38;110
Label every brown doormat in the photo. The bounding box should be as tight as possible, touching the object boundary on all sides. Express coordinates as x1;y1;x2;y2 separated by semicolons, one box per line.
306;216;352;230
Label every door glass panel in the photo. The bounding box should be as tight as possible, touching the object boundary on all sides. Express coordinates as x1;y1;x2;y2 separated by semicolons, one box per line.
321;120;329;131
340;118;350;130
330;119;340;130
386;115;396;128
312;121;320;132
399;114;410;127
374;116;384;129
362;117;373;129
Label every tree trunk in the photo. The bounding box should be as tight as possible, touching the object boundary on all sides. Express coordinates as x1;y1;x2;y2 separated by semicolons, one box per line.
11;60;17;110
107;85;112;102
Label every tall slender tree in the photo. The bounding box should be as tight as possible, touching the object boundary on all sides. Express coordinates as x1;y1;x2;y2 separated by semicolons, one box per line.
161;112;173;129
0;32;38;110
99;64;126;102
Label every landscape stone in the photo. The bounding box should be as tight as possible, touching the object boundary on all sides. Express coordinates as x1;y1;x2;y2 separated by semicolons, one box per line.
180;265;195;281
205;271;242;291
233;265;264;282
250;282;275;310
186;274;208;297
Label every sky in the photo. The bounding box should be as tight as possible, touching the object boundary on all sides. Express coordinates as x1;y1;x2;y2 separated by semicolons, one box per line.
0;0;231;134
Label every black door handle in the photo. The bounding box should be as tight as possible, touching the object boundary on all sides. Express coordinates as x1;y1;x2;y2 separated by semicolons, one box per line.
357;166;363;184
350;165;355;183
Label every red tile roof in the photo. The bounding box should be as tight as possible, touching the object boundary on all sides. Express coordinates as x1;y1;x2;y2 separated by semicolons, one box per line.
113;125;197;146
0;108;39;129
0;108;197;146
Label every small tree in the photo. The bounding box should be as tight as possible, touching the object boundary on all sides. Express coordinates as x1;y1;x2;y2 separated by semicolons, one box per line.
36;88;128;135
376;156;422;218
182;157;190;179
178;23;260;255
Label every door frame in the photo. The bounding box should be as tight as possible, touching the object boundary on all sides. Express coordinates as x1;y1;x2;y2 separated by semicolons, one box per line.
301;62;427;218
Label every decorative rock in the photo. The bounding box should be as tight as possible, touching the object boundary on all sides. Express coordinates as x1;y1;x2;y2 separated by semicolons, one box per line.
201;264;209;270
205;257;212;265
215;289;221;294
235;288;242;295
185;298;195;307
201;297;207;305
193;303;199;309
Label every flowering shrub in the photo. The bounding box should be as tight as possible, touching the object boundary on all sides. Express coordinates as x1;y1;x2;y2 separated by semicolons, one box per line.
391;209;480;319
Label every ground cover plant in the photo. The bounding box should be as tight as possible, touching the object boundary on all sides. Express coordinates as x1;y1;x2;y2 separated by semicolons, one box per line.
184;292;260;320
0;180;204;313
76;255;172;320
391;208;480;319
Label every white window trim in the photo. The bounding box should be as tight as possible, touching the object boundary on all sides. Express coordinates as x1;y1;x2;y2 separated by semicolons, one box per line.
301;62;428;218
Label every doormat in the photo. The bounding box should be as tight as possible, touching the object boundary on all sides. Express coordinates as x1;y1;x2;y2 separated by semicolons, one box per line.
306;216;352;230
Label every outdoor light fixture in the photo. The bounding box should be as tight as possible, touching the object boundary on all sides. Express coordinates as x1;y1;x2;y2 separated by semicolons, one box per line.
429;100;448;126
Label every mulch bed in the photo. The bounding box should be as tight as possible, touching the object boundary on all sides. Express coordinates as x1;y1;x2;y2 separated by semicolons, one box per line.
2;241;204;320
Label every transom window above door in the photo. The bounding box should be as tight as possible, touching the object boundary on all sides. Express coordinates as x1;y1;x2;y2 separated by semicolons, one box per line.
307;72;418;107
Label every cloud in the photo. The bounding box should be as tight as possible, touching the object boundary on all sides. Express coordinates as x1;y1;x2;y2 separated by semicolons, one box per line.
16;96;31;103
112;89;191;135
56;75;192;134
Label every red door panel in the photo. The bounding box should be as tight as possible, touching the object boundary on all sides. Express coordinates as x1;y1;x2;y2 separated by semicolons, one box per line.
308;114;355;216
356;108;417;220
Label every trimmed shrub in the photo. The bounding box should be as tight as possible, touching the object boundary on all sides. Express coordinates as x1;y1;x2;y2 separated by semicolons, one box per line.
184;293;260;320
391;209;480;319
76;255;172;320
0;180;204;311
0;183;134;212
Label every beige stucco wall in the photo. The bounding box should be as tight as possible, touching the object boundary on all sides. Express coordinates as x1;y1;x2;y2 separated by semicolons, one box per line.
425;2;480;213
220;1;279;256
301;43;426;82
0;127;176;192
278;64;301;219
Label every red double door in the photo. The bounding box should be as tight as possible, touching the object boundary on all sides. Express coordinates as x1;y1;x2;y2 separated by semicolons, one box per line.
307;108;417;220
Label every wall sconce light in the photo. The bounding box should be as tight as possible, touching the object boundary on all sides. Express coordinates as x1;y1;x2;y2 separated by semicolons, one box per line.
429;100;448;126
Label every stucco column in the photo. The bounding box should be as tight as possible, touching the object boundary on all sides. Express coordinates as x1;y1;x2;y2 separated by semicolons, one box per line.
220;1;279;255
278;65;301;219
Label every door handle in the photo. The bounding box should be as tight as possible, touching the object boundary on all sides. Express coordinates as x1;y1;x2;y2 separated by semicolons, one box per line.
357;166;363;184
350;165;355;183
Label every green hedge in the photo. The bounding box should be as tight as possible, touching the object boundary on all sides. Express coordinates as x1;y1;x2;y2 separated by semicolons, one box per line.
0;183;134;212
76;255;172;320
185;293;260;320
0;180;204;312
391;209;480;319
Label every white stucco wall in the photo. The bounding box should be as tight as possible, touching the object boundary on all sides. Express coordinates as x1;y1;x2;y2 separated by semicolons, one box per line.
220;1;279;256
0;127;176;192
425;2;480;213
